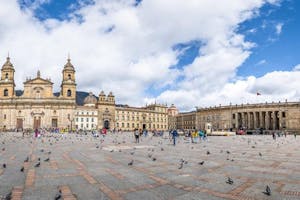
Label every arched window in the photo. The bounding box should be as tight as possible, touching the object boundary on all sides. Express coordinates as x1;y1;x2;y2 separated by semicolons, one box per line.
5;73;8;79
4;89;8;96
68;74;71;80
67;89;72;97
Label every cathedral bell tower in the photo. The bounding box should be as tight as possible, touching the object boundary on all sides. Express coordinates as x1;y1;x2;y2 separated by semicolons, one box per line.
0;56;15;98
61;56;76;99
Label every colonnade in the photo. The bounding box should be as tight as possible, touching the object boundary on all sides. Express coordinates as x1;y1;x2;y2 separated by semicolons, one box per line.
234;111;285;130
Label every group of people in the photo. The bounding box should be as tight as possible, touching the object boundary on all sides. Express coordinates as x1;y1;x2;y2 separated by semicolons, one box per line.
133;128;149;143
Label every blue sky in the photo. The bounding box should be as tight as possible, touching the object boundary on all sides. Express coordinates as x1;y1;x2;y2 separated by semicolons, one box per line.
2;0;300;110
18;0;300;78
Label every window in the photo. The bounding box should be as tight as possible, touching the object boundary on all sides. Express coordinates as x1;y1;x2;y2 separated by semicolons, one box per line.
86;118;89;122
4;114;6;119
91;118;94;122
81;124;83;128
5;73;8;79
282;112;286;118
67;89;72;97
91;124;94;128
81;118;83;122
127;123;129;128
68;74;71;80
76;118;78;122
122;123;124;128
67;114;70;120
4;89;8;96
132;123;134;128
86;124;89;128
116;123;119;127
36;90;41;99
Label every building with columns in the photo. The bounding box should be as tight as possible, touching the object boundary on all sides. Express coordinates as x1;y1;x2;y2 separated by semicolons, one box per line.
196;102;300;133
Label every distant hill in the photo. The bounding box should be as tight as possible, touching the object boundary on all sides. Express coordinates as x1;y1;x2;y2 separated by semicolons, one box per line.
15;90;93;106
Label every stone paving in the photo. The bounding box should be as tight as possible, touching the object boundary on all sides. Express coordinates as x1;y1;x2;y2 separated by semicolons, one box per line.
0;132;299;200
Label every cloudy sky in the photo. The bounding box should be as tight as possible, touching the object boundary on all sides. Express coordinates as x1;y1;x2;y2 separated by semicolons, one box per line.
0;0;299;111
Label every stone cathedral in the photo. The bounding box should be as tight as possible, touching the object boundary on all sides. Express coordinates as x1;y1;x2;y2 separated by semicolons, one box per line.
0;56;77;130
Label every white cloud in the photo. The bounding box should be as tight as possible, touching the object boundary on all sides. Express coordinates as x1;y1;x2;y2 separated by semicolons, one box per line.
275;22;283;35
0;0;287;111
256;59;267;65
293;64;300;71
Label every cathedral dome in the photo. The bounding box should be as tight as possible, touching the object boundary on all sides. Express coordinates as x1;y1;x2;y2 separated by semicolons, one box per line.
84;92;97;106
63;57;75;71
2;57;14;70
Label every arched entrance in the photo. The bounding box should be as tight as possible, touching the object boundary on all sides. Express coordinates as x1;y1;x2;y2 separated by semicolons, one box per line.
104;120;110;129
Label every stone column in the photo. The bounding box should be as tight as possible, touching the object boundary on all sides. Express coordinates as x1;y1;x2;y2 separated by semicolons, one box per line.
235;113;239;129
247;112;251;129
273;111;277;130
278;111;282;130
265;111;270;130
258;112;265;128
253;112;257;129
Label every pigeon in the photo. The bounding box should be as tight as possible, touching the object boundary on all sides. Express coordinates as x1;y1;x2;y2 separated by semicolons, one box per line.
40;149;44;152
161;147;164;151
3;163;6;168
130;151;135;155
263;185;271;196
48;151;51;154
38;158;41;161
148;154;152;158
34;162;40;167
184;160;188;164
152;157;157;161
96;145;99;149
128;160;134;166
44;158;50;162
226;151;230;154
226;177;234;185
20;166;24;172
4;192;12;200
259;152;262;157
55;190;62;200
207;151;210;155
110;149;114;153
178;162;183;169
198;161;205;165
24;157;29;162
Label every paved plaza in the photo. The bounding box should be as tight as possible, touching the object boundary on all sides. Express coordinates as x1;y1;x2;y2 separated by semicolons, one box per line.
0;132;299;200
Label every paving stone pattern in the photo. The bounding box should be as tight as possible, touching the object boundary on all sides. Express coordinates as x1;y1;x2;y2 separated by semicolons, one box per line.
0;132;299;200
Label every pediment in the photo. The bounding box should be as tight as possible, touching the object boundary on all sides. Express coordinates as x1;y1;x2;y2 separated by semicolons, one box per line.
24;77;53;85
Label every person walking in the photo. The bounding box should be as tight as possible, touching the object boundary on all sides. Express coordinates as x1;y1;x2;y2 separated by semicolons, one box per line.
134;129;140;143
171;129;178;146
34;128;38;138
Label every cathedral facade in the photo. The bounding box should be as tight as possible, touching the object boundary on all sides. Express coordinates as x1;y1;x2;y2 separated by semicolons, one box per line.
0;56;76;131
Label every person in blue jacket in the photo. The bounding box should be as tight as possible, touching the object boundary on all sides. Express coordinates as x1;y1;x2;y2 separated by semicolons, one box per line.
171;129;178;146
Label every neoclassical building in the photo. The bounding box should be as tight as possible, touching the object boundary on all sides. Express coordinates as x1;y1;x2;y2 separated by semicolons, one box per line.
0;56;76;130
196;102;300;133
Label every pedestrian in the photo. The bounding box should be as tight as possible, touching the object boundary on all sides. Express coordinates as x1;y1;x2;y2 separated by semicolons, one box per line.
294;133;297;139
134;129;140;143
171;129;178;146
34;128;38;138
272;132;276;140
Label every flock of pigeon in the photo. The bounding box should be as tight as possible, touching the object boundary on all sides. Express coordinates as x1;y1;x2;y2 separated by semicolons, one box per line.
0;132;296;199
